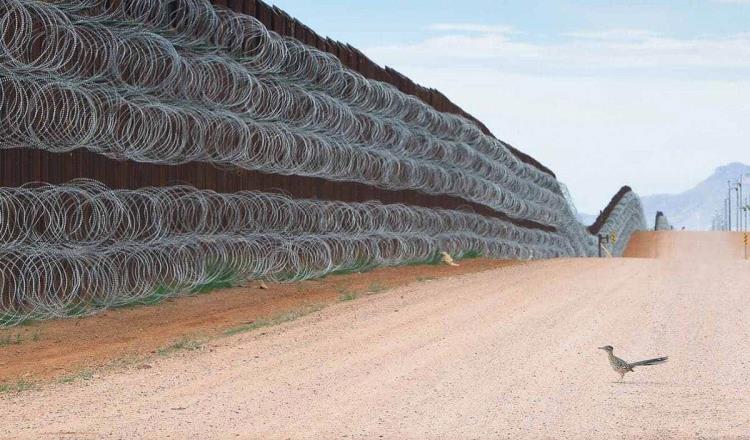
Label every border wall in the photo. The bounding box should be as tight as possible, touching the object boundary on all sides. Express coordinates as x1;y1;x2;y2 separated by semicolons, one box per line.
0;0;646;325
654;211;672;231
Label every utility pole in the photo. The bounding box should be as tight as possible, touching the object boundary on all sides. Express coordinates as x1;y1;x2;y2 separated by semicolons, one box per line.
737;181;742;232
743;176;748;231
728;180;733;231
725;197;730;230
723;199;727;230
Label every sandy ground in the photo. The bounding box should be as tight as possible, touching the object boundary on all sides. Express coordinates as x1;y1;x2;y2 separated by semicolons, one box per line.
2;231;750;439
0;258;513;382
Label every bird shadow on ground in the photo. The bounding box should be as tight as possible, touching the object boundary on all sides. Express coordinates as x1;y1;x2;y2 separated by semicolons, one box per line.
612;380;672;386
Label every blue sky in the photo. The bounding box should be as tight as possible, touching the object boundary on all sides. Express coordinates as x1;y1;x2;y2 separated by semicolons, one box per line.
268;1;750;45
268;0;750;213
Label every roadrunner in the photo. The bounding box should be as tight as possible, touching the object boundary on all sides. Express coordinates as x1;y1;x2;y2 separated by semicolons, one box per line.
598;345;668;381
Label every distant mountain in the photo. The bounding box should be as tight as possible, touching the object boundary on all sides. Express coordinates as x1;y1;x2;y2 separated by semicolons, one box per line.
639;162;750;231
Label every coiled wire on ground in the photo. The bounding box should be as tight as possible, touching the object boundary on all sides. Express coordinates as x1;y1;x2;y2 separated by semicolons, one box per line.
0;180;575;325
655;212;671;231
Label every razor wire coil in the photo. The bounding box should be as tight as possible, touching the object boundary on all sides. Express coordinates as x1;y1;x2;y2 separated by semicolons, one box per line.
0;0;567;227
0;0;649;325
0;180;574;325
655;212;671;231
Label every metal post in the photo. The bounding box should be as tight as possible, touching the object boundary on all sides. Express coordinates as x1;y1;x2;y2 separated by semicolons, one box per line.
728;181;732;231
728;199;732;230
737;182;742;231
740;182;744;230
735;183;739;231
725;197;729;230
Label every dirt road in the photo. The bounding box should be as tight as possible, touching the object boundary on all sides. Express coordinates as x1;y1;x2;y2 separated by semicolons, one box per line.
0;258;513;383
2;232;750;439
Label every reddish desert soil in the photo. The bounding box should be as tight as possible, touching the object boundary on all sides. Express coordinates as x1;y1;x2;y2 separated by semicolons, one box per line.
3;232;750;439
0;258;515;383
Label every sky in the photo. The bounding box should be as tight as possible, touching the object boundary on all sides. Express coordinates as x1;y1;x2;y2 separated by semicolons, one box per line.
267;0;750;213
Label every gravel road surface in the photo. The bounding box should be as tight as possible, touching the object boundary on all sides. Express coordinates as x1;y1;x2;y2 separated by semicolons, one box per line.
2;232;749;439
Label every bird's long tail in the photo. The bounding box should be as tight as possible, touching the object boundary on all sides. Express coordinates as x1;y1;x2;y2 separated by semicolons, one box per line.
628;356;668;368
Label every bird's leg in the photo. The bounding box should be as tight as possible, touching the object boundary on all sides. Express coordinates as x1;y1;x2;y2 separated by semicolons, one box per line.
619;372;624;382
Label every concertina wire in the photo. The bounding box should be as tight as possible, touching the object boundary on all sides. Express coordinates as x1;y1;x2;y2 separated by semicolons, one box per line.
0;0;647;324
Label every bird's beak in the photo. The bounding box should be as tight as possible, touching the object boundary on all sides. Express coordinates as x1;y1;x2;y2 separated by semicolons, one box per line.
597;346;606;350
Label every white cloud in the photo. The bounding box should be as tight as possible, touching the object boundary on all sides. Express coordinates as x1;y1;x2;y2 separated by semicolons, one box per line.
364;26;750;213
368;29;750;72
563;29;661;41
427;23;517;34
